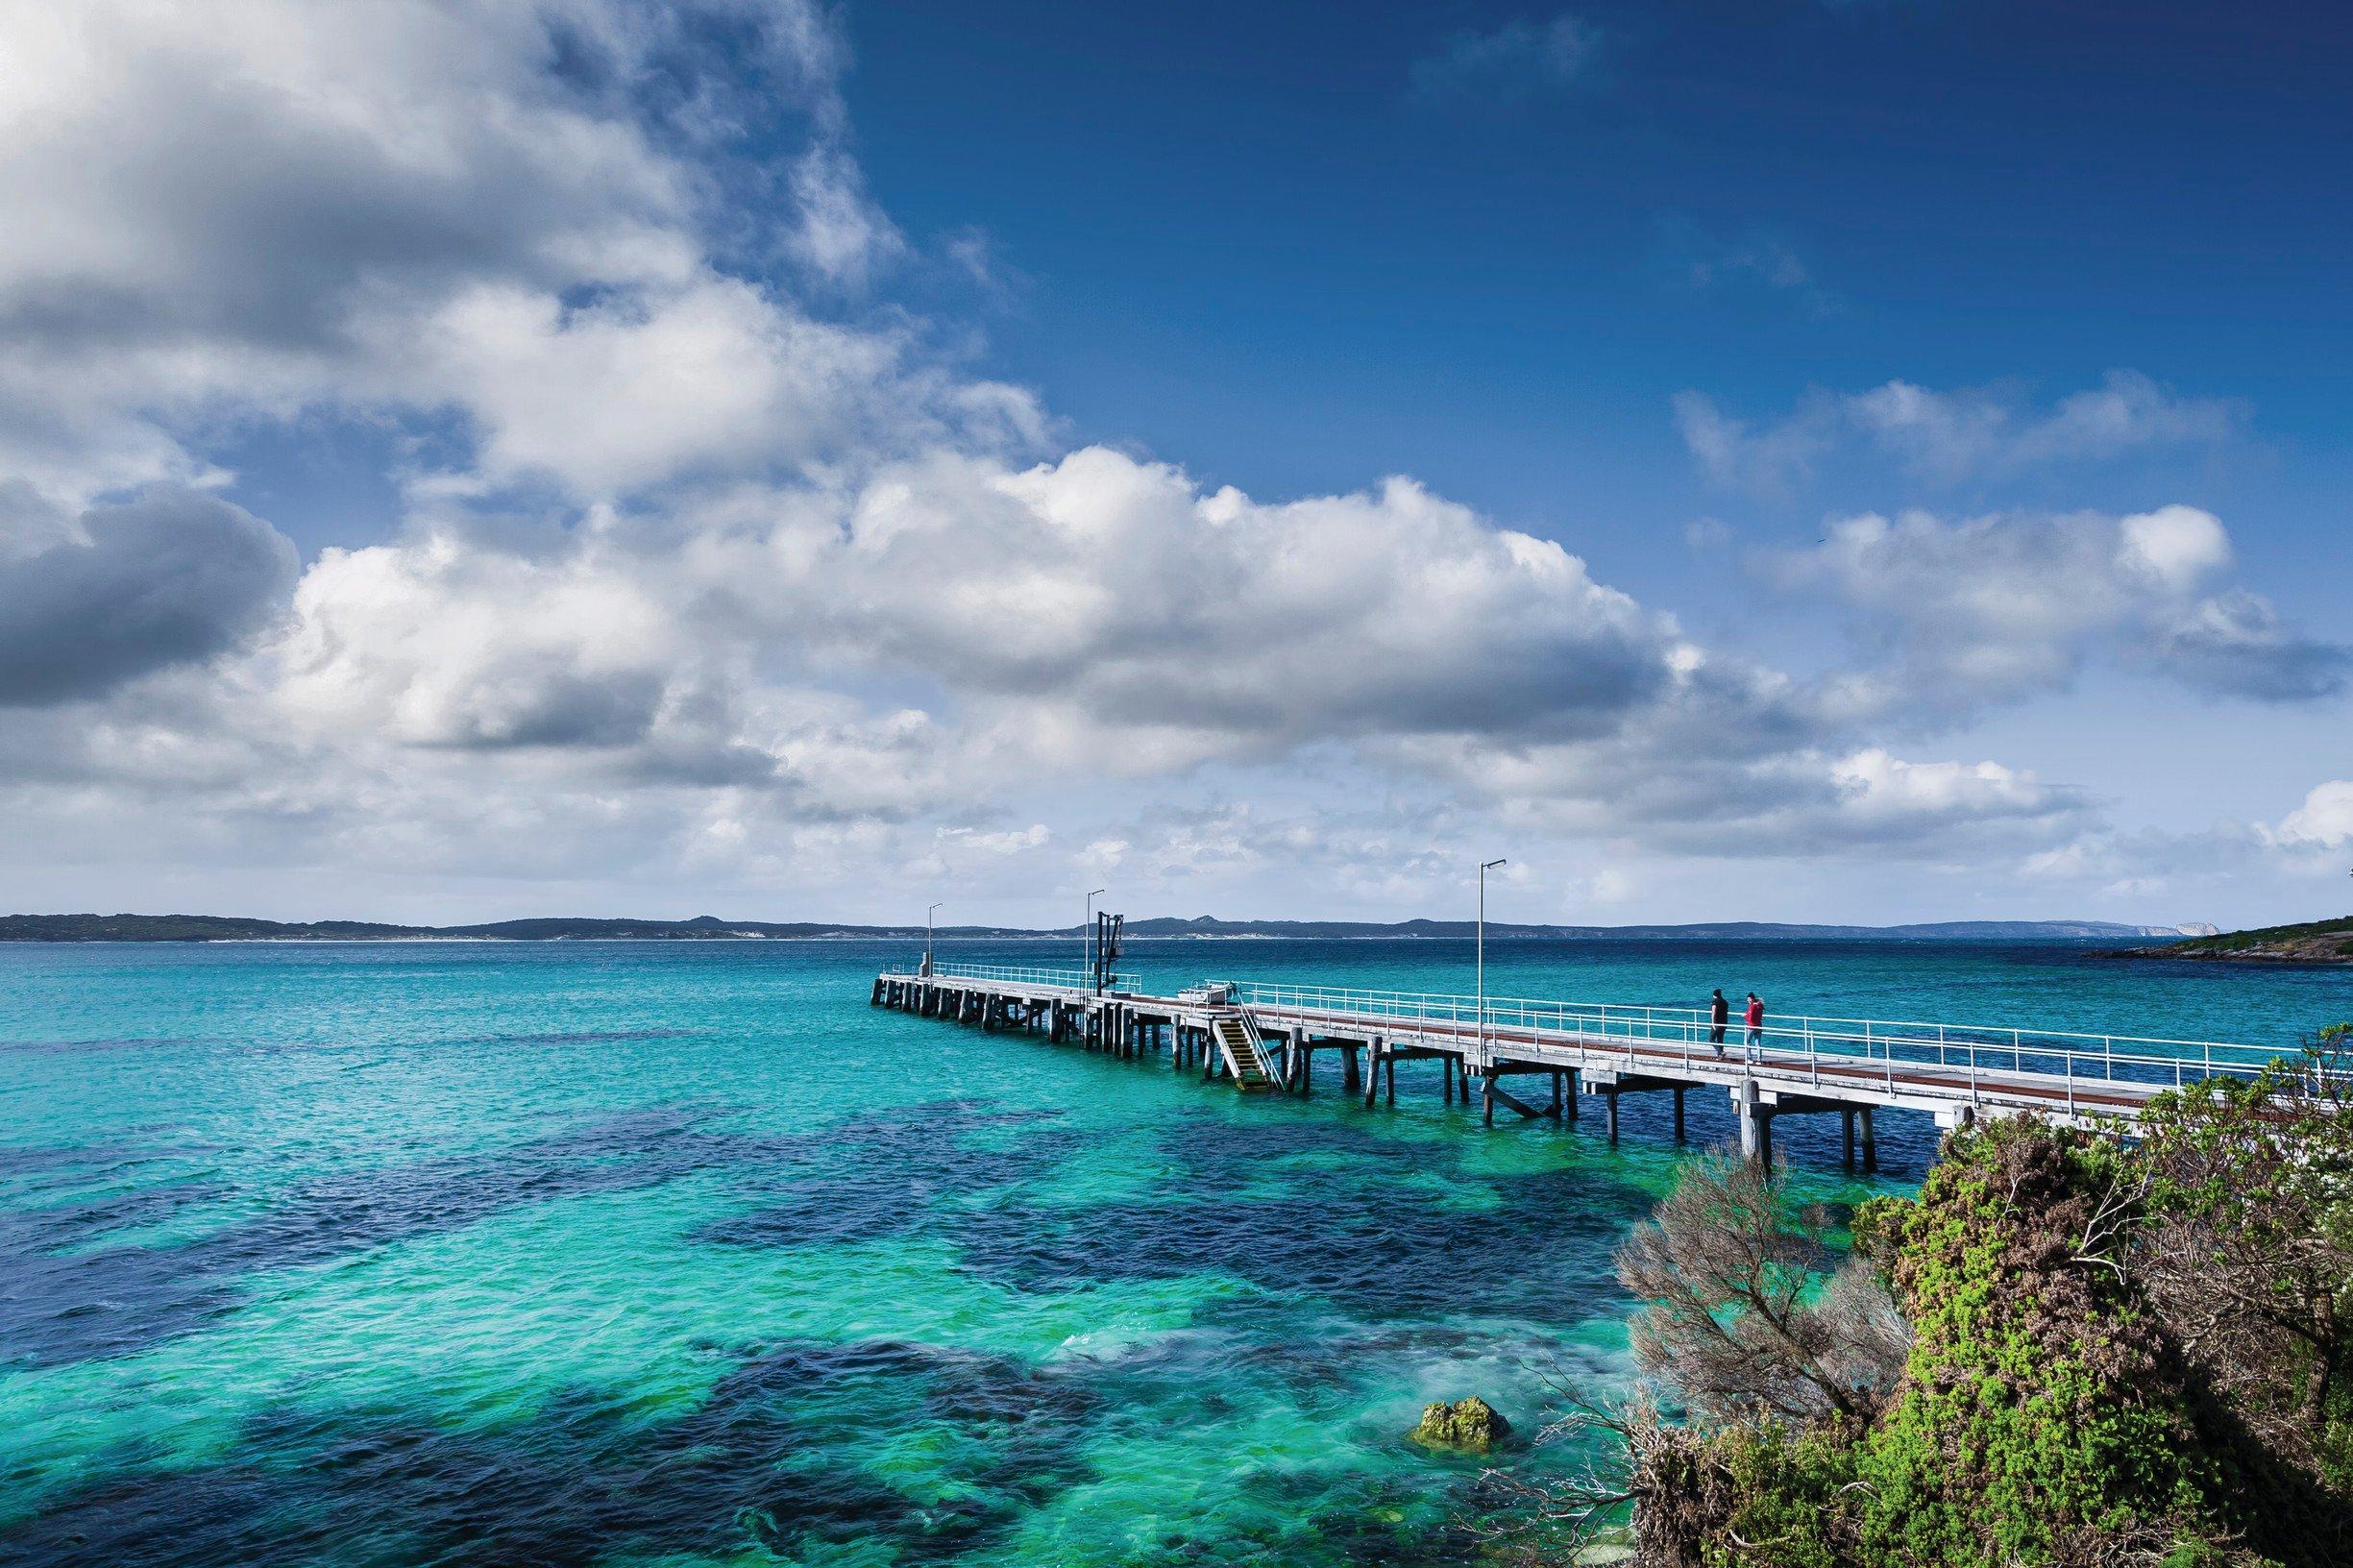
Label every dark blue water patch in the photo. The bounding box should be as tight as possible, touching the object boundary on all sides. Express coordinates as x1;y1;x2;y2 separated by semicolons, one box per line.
697;1114;1086;1251
0;1338;1110;1568
944;1153;1645;1318
0;1038;215;1055
699;1095;1656;1317
0;1138;214;1182
0;1101;1066;1369
0;1175;239;1254
1156;1111;1437;1171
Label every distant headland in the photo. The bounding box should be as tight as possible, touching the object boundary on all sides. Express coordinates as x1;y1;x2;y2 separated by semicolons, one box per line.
2115;913;2353;965
0;912;2217;944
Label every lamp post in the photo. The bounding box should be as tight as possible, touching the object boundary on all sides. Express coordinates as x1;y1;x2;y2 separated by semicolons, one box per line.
925;902;942;976
1477;858;1507;1065
1087;888;1106;990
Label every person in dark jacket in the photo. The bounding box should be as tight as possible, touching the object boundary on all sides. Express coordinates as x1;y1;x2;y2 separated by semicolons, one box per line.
1708;989;1728;1054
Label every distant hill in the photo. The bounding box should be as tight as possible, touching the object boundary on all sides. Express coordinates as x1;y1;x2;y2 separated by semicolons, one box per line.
0;911;2212;943
2117;914;2353;965
0;912;1045;943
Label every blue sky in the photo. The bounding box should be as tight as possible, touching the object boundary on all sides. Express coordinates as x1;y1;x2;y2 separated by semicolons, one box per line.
0;1;2347;928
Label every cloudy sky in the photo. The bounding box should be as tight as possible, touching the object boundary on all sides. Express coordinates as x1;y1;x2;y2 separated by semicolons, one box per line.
1;0;2347;928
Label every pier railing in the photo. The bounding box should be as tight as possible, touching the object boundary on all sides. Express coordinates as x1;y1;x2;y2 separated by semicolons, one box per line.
1228;980;2309;1098
925;961;1138;992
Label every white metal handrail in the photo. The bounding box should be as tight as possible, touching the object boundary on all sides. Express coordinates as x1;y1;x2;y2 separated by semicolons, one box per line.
1223;979;2312;1092
924;961;1136;992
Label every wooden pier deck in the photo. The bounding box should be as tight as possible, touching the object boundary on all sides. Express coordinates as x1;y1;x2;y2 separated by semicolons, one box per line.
870;963;2296;1167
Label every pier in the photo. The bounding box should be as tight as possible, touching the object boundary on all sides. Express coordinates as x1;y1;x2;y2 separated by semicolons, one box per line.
870;962;2299;1167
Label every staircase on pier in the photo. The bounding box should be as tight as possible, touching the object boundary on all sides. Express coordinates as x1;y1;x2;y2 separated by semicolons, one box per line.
1211;1012;1281;1090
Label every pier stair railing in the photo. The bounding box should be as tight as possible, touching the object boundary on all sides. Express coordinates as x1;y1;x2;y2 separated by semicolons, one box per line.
1209;1011;1282;1090
1218;980;2326;1115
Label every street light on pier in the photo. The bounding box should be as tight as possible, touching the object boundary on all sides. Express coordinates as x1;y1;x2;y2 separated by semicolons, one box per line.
925;902;943;977
1477;858;1506;1065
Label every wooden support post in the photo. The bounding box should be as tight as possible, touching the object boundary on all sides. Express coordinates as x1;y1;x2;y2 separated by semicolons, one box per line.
1341;1043;1361;1098
1362;1043;1381;1109
1550;1069;1564;1120
1443;1056;1455;1105
1482;1067;1494;1127
1565;1067;1579;1122
1859;1105;1877;1173
870;976;884;1005
1605;1090;1620;1146
1385;1051;1396;1106
1673;1086;1686;1141
1841;1107;1856;1171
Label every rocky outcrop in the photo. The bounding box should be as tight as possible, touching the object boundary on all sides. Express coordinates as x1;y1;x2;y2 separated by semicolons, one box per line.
1409;1395;1509;1454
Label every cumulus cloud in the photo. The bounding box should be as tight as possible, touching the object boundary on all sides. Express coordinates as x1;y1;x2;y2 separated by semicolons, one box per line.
0;0;1021;510
256;447;1720;798
801;450;1681;752
1679;371;2245;495
1409;14;1600;104
2268;781;2353;850
0;490;296;705
1764;504;2347;710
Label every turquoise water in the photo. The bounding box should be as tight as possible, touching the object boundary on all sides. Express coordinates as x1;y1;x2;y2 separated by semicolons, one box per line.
1;938;2343;1566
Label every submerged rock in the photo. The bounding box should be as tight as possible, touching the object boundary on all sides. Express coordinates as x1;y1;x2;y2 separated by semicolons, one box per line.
1409;1395;1509;1454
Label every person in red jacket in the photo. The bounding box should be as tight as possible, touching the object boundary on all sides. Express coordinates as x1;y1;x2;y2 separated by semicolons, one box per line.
1744;992;1765;1062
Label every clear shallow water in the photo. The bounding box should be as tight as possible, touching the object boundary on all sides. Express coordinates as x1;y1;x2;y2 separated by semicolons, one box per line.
0;938;2343;1567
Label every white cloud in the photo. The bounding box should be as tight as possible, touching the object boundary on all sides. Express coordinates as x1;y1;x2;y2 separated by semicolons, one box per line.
0;0;1002;510
1672;391;1833;501
1679;371;2245;495
253;446;1726;803
1765;505;2346;709
782;146;906;286
2269;781;2353;850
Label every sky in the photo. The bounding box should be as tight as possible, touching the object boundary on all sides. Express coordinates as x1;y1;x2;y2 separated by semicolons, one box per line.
0;0;2348;930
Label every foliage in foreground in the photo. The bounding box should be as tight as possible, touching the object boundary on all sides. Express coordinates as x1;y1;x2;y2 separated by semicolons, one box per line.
1505;1026;2353;1568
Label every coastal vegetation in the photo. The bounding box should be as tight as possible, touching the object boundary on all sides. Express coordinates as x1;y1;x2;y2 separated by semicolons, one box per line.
2125;915;2353;966
1512;1026;2353;1567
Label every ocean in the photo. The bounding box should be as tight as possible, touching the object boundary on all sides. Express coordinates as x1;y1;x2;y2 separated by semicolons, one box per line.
2;937;2345;1566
